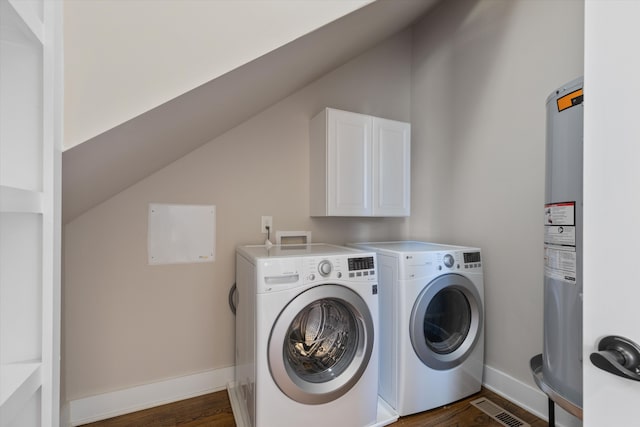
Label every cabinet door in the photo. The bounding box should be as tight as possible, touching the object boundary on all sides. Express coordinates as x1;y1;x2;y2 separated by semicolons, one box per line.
326;109;372;216
372;118;410;216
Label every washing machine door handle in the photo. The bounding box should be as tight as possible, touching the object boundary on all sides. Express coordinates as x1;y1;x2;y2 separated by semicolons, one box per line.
590;335;640;381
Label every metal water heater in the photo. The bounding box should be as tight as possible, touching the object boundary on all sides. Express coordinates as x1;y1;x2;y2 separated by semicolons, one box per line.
531;77;583;425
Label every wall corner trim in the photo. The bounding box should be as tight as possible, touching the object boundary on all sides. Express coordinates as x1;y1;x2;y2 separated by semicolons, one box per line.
483;364;580;427
67;366;234;426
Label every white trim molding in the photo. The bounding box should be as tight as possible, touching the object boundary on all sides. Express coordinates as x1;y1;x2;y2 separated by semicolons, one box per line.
483;364;582;427
68;364;582;427
68;366;234;426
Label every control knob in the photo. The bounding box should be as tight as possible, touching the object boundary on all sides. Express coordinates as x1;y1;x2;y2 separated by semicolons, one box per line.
443;254;455;268
318;260;332;277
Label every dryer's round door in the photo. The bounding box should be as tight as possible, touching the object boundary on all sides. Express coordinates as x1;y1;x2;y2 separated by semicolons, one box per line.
268;284;374;404
410;273;482;370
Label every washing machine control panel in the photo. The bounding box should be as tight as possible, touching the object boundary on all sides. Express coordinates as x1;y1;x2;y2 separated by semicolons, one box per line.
443;253;455;268
303;254;376;284
318;259;332;276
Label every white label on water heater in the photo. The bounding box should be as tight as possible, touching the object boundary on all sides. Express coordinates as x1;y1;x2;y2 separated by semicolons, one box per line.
544;202;575;226
544;202;576;246
544;245;577;285
544;202;577;284
545;225;576;246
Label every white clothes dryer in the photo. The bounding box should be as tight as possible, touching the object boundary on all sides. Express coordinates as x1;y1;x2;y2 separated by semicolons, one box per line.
231;244;380;427
350;241;484;416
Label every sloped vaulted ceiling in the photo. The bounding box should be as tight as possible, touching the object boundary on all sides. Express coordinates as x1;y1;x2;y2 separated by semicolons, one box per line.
62;0;440;224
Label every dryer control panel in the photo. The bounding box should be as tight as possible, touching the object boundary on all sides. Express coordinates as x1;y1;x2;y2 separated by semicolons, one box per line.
401;250;482;279
436;250;482;271
303;254;377;284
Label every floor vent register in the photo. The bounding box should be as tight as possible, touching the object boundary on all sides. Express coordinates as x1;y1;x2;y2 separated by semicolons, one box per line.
470;397;531;427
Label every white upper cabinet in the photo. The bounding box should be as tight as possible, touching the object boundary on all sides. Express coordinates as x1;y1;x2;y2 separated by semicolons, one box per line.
310;108;410;217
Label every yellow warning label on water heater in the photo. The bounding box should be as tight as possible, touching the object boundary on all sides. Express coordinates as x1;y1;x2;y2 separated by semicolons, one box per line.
557;88;583;112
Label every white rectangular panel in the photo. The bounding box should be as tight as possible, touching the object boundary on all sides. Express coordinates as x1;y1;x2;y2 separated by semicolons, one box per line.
148;203;215;265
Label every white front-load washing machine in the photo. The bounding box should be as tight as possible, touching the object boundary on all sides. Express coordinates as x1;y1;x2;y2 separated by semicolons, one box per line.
231;243;380;427
350;241;484;416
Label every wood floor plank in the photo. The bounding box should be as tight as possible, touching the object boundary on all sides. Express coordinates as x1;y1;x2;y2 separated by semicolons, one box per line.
81;387;546;427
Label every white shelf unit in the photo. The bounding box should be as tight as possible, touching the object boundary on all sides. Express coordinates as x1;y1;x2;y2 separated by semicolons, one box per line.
0;0;61;426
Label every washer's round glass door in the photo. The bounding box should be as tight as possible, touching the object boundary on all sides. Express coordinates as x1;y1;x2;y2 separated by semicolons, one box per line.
268;284;374;404
410;274;482;370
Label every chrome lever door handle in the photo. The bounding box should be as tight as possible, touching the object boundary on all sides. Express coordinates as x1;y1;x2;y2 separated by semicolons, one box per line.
590;335;640;381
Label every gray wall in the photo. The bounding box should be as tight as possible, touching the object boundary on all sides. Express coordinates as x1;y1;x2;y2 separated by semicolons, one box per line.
410;0;583;391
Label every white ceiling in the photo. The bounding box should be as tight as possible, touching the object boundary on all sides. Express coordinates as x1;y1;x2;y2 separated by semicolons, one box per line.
62;0;440;223
63;0;375;149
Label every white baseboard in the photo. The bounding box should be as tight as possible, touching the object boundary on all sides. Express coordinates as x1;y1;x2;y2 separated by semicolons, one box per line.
483;364;582;427
67;364;581;427
67;366;234;427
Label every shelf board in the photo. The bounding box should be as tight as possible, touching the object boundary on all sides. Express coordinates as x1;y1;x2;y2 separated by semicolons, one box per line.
0;185;43;213
5;0;44;44
0;362;42;423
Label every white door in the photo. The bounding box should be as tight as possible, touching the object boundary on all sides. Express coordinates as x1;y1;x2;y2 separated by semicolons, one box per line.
372;117;410;217
583;2;640;425
327;109;372;216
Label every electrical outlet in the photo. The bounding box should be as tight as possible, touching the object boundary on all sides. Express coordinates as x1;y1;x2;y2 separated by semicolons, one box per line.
261;216;273;234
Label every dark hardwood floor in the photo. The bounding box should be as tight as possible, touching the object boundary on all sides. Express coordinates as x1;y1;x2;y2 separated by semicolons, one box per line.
82;387;546;427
